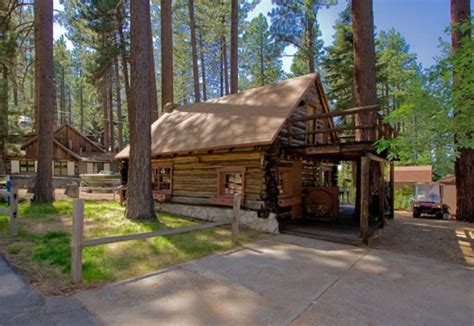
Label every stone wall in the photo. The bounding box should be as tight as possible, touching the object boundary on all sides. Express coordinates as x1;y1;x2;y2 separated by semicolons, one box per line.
154;202;279;234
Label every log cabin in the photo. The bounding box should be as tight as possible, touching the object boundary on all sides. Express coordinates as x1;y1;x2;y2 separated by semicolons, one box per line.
117;73;397;243
10;123;118;177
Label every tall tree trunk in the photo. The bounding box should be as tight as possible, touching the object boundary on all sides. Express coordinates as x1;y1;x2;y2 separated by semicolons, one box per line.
306;12;315;73
188;0;200;102
67;85;72;123
198;31;207;101
230;0;238;94
352;0;377;142
451;0;473;222
108;69;114;152
117;15;132;122
79;70;84;133
60;66;65;124
127;0;156;220
0;67;8;174
259;29;265;86
161;0;173;109
222;35;229;95
219;41;224;97
34;0;55;203
102;75;109;150
114;58;123;149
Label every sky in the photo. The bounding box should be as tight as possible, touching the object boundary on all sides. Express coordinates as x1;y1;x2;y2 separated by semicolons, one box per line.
54;0;465;73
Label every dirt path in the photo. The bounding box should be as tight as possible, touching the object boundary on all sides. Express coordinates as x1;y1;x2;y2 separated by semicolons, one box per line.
371;211;474;267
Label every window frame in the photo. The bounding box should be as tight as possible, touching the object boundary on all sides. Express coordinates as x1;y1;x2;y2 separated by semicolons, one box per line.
19;160;35;173
209;167;246;206
54;160;68;176
152;162;173;195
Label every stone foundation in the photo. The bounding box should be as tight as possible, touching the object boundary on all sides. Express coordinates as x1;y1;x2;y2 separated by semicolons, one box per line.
154;202;279;234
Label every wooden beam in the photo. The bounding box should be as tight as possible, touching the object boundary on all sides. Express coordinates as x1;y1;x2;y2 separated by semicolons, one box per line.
83;221;230;247
292;125;374;137
232;193;241;247
360;156;369;245
367;152;385;162
71;199;84;284
389;161;395;219
379;161;385;227
289;104;379;123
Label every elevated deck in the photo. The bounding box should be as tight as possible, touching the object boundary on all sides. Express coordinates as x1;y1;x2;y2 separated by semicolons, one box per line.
285;105;397;160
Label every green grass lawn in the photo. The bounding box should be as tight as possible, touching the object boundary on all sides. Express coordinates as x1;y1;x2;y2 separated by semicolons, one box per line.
0;200;262;295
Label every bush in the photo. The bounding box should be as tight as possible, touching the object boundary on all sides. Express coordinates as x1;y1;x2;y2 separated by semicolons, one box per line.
394;185;413;210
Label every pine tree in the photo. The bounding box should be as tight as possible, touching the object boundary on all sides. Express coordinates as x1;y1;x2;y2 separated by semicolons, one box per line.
126;0;156;220
33;0;55;203
240;14;284;88
270;0;334;74
451;0;473;222
352;0;377;141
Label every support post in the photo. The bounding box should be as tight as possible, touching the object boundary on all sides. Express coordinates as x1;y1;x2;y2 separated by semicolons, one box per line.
379;161;385;227
360;156;369;244
71;199;84;284
10;189;18;237
232;193;241;247
389;161;395;219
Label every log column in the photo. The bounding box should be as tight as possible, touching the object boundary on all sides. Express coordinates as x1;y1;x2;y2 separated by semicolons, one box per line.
360;155;370;244
389;161;394;219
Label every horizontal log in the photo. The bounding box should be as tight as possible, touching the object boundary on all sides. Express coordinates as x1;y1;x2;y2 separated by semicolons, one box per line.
173;185;217;193
174;163;261;171
289;104;380;123
83;221;231;247
293;125;374;137
173;190;215;198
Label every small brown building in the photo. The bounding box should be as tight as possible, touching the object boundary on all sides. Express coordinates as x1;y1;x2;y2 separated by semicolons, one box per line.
117;73;396;241
394;165;432;190
10;123;117;177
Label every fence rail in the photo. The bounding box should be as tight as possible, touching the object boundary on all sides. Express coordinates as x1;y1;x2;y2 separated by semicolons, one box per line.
71;193;242;284
0;189;18;237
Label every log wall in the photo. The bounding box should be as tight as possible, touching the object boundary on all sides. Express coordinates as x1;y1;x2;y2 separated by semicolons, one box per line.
152;147;265;210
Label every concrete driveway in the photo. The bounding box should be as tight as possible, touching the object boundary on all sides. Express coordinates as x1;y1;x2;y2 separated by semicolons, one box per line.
0;257;99;326
75;235;474;325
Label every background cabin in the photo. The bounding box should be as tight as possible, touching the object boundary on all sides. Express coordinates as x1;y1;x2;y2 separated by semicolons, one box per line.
9;123;118;177
117;73;397;243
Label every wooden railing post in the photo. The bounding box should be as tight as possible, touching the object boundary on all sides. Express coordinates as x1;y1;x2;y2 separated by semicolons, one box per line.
10;189;18;237
71;199;84;284
232;193;241;247
360;156;370;245
389;162;395;219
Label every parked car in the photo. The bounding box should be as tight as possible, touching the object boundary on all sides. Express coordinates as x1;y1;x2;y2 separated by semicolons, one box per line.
412;183;448;219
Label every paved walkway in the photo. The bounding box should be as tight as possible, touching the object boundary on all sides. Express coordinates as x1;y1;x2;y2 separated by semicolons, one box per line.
74;235;473;325
0;257;99;326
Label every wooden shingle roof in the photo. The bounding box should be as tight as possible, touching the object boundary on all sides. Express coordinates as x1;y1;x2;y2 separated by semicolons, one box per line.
116;73;322;158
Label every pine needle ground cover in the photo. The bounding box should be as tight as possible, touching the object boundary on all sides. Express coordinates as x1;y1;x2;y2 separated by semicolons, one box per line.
0;200;263;295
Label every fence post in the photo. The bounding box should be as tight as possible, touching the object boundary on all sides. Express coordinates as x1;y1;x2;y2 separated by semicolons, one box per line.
10;189;18;237
71;199;84;284
232;193;241;247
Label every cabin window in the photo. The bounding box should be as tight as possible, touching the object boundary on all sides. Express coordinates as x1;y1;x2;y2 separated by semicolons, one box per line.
152;162;173;194
54;161;68;176
209;167;245;206
19;160;35;173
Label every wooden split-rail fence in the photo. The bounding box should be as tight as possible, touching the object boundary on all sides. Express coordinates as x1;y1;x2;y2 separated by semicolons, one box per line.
0;188;19;237
71;193;242;284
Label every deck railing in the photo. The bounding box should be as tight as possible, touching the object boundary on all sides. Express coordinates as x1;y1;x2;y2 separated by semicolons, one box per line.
287;105;397;146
